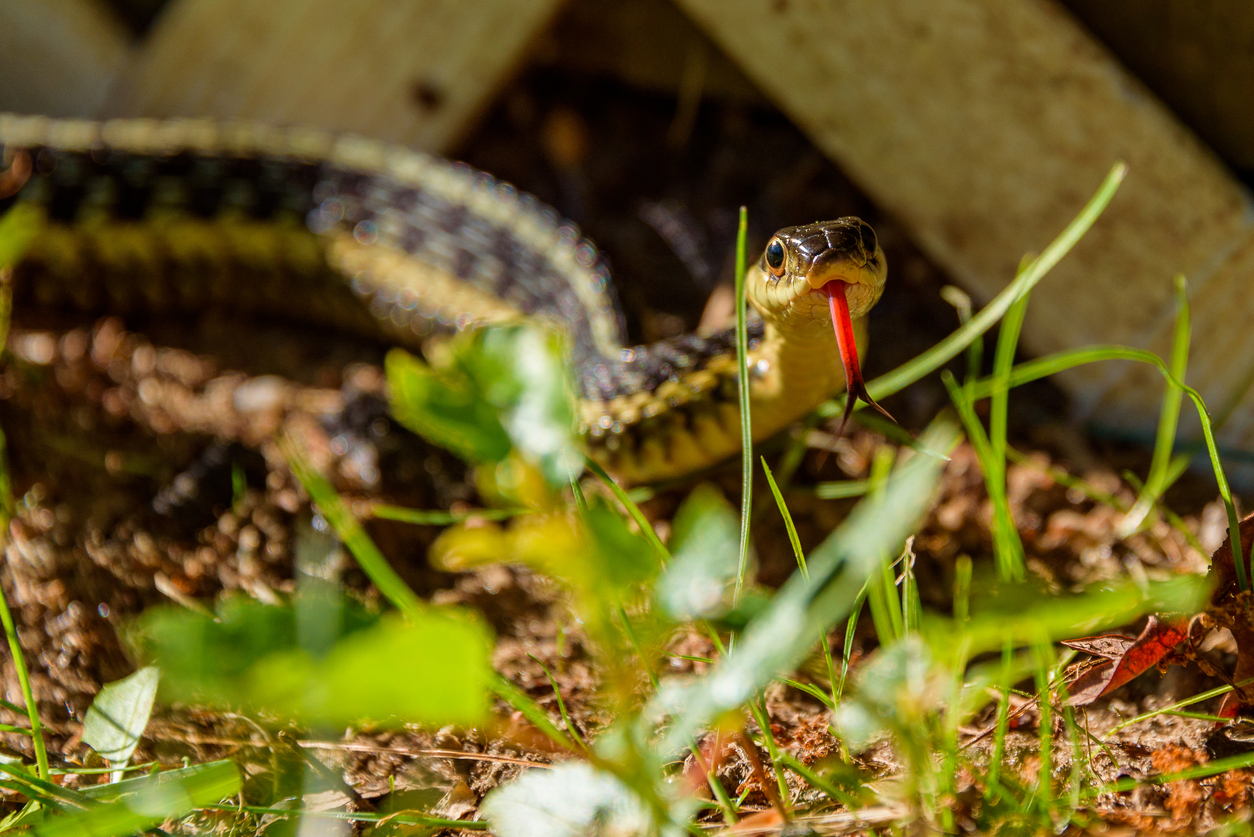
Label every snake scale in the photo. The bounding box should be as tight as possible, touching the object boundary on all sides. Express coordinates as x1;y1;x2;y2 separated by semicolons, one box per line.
0;114;889;485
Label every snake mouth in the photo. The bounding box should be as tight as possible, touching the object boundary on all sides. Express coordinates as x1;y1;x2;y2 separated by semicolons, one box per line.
818;279;895;435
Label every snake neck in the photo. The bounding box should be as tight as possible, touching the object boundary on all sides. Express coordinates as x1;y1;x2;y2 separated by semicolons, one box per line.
582;311;863;485
747;313;861;442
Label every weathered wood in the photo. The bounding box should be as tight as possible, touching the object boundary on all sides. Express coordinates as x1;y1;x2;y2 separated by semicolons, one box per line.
538;0;761;103
0;0;132;118
672;0;1254;452
107;0;566;152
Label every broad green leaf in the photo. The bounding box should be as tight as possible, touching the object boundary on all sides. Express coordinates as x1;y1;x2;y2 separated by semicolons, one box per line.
657;484;740;620
582;499;660;591
464;326;582;486
386;324;582;487
135;595;492;727
82;667;159;767
386;348;512;465
36;760;240;837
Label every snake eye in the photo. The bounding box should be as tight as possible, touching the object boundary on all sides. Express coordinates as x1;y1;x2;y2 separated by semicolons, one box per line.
858;223;877;256
764;238;785;276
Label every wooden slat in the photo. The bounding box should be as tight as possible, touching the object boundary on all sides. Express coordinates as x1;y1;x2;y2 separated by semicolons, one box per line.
672;0;1254;452
0;0;132;118
107;0;566;152
538;0;761;103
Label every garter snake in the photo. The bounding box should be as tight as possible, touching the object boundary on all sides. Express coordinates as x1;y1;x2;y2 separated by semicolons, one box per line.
0;114;889;485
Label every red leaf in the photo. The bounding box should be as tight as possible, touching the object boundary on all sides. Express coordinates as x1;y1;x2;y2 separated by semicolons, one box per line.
1061;633;1136;660
1208;511;1254;603
1216;693;1243;723
1065;616;1187;706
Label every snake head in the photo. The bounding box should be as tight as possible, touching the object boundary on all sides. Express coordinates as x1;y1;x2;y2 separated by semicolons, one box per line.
751;217;887;325
751;217;894;432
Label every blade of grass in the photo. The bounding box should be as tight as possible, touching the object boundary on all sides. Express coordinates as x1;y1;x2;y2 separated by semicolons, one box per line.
776;751;864;810
585;457;669;561
206;803;488;830
530;657;589;753
900;540;919;636
938;285;981;387
733;206;753;601
1121;274;1190;535
864;448;904;642
747;700;791;810
818;162;1127;415
984;639;1015;803
964;343;1247;589
977;277;1030;580
977;293;1028;576
369;504;528;525
989;283;1030;472
813;480;869;500
0;270;15;525
1094;749;1254;795
1033;639;1055;824
0;591;48;781
764;456;842;706
762;459;805;580
943;371;1024;581
490;673;577;752
1103;677;1254;739
280;432;424;618
835;589;865;705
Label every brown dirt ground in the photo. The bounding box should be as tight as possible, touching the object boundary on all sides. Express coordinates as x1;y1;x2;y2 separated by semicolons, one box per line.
2;58;1252;836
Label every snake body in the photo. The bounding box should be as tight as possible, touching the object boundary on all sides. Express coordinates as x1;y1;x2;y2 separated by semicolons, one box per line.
0;114;887;484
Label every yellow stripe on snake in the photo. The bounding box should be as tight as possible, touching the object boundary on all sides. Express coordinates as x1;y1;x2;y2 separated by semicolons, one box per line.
0;114;889;485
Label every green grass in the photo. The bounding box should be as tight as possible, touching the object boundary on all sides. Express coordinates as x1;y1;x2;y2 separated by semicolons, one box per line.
0;204;48;783
3;157;1249;834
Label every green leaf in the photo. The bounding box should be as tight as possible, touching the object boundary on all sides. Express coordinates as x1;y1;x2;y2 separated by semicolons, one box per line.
386;324;582;487
135;595;492;727
0;203;43;271
386;347;512;465
82;667;159;767
35;760;240;837
657;484;740;620
464;326;583;485
582;499;659;591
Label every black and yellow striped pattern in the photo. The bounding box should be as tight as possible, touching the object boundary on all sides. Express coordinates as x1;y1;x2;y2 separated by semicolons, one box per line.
0;115;880;484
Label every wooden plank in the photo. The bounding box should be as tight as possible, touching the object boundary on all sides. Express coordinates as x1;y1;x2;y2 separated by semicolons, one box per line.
538;0;761;103
672;0;1254;452
0;0;132;118
107;0;566;152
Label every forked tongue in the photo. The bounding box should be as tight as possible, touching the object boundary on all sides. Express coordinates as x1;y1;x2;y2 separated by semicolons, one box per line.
826;282;895;435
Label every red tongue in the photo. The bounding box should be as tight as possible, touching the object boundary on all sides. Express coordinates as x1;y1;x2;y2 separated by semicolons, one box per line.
826;283;895;435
